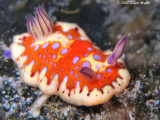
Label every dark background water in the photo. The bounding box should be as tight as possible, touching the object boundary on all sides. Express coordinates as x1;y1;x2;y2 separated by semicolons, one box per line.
0;0;159;119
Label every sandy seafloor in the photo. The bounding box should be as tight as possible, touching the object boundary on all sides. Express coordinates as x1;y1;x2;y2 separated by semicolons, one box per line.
0;0;159;119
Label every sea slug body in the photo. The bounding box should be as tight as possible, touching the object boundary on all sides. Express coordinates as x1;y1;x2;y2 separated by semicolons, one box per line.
5;4;130;108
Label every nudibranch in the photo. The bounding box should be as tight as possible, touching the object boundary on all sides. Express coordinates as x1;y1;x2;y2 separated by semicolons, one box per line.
5;5;130;108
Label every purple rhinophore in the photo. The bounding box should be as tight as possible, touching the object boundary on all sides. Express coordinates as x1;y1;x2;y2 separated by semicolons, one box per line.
79;67;95;80
3;50;11;59
107;35;128;66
